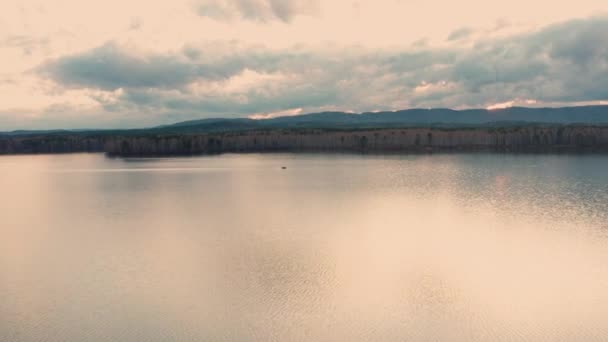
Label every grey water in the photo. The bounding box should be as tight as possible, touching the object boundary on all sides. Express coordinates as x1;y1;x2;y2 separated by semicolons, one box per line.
1;153;608;341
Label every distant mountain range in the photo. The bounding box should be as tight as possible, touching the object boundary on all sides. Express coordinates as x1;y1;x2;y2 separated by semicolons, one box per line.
3;105;608;155
3;105;608;136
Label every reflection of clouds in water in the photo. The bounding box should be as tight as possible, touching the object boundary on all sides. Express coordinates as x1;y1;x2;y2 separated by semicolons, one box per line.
2;153;608;341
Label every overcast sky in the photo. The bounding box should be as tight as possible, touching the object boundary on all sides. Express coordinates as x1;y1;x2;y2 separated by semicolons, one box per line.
1;0;607;129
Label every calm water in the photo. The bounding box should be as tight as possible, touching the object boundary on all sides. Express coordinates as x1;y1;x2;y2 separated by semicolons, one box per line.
1;153;608;341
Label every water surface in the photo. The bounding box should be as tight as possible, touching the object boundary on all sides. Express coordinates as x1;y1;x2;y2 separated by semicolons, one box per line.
1;153;608;341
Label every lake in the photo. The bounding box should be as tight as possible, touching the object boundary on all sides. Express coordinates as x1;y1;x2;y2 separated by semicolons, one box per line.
1;153;608;341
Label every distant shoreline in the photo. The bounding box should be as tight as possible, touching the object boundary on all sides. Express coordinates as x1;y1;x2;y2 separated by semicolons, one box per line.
2;125;608;156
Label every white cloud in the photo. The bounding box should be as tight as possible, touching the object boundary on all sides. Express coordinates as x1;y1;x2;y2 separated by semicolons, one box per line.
188;69;292;95
249;107;303;119
414;81;455;94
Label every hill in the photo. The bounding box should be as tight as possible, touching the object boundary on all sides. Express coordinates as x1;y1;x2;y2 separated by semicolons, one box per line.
3;105;608;137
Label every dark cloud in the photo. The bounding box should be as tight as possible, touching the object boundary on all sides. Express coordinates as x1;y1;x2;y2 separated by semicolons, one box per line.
37;16;608;121
38;43;201;90
37;42;264;90
447;27;473;41
196;0;317;23
267;0;300;22
539;17;608;65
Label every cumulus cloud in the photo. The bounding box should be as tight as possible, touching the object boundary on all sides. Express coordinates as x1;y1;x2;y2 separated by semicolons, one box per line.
38;42;208;90
38;41;322;91
33;16;608;126
196;0;318;23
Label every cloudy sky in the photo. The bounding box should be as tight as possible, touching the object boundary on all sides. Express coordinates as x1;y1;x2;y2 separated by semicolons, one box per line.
1;0;607;129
